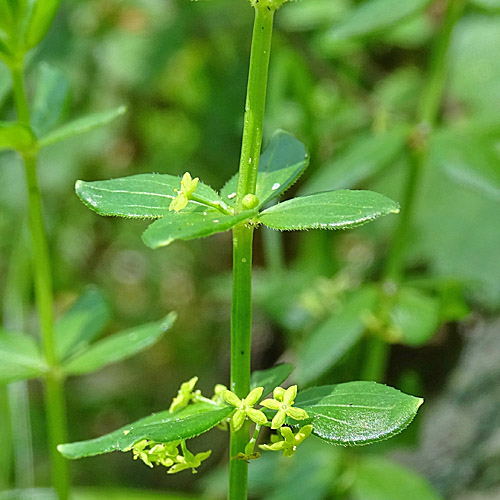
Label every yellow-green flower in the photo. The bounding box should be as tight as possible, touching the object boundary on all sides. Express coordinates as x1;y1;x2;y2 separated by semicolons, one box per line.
211;383;228;405
130;439;180;468
169;172;199;212
259;425;312;457
223;387;268;431
167;448;211;474
169;376;199;413
260;385;309;429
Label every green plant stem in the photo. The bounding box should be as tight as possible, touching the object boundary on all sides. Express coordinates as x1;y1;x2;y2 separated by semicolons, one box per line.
11;64;30;124
383;0;466;282
0;385;12;488
12;60;70;500
235;5;274;209
370;0;466;381
230;5;275;500
360;337;390;383
229;224;254;500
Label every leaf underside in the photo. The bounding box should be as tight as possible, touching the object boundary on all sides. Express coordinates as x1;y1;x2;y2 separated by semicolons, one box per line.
142;208;256;249
0;330;46;383
58;402;232;459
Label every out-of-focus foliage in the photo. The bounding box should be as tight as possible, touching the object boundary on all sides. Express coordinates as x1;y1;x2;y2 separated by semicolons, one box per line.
1;0;500;498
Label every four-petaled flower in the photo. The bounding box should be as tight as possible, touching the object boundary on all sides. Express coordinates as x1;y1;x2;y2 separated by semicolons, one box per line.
169;172;199;212
167;448;212;475
223;387;268;432
169;376;199;413
259;425;313;457
260;385;309;429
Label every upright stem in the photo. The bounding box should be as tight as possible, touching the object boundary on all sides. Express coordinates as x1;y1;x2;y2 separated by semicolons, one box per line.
235;6;274;209
230;5;274;500
229;224;254;500
383;0;466;282
11;59;70;500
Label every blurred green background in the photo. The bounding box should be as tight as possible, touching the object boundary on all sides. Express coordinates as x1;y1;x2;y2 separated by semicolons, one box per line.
1;0;500;498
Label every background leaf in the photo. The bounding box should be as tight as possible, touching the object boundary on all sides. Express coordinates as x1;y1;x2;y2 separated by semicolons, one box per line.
301;128;408;194
30;63;69;136
294;381;423;446
250;363;294;396
54;287;110;361
63;313;176;375
258;190;399;231
390;287;441;346
352;455;442;500
431;128;500;201
296;286;377;384
39;107;127;147
58;402;232;459
0;330;46;383
142;209;255;249
327;0;431;41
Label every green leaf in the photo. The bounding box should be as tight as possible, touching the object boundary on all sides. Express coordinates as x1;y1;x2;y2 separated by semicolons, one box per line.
352;456;442;500
258;190;399;231
297;286;378;385
58;402;232;459
300;128;408;194
255;130;309;206
24;0;61;49
250;364;294;397
390;287;440;346
328;0;430;41
63;313;176;376
431;129;500;201
54;287;110;361
31;63;69;136
142;208;256;249
220;130;308;207
39;106;127;148
0;121;35;152
75;173;222;219
0;330;47;383
470;0;500;13
294;381;423;446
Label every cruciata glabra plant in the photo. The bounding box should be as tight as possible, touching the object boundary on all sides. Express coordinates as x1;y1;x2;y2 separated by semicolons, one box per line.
57;0;423;498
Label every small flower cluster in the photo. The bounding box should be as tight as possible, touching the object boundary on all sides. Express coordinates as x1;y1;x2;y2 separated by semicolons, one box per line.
169;375;200;412
169;172;199;212
129;439;211;474
223;384;312;458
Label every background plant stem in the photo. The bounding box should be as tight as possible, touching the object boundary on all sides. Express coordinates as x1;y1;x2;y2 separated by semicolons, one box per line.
11;59;70;500
230;5;274;500
369;0;466;381
383;0;466;282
